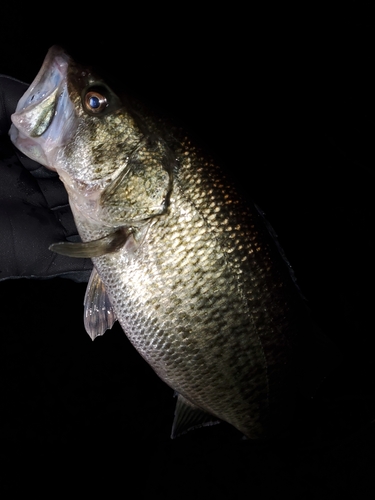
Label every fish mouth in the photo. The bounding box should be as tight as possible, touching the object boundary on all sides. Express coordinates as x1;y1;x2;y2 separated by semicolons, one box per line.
9;45;75;168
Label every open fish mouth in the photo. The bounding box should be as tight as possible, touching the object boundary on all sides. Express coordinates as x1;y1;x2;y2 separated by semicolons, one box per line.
9;45;75;168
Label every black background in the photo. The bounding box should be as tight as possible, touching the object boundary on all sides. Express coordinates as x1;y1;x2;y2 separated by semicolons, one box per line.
1;11;375;498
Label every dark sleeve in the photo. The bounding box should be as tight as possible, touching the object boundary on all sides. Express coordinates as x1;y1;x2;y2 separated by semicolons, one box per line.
0;75;92;282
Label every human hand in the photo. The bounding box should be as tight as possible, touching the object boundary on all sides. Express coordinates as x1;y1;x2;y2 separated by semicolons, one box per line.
0;75;92;282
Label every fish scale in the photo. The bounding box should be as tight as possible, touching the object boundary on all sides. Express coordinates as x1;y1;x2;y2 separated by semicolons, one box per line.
9;45;336;439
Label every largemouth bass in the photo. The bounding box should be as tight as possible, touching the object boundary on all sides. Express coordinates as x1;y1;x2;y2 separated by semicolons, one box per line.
9;46;335;439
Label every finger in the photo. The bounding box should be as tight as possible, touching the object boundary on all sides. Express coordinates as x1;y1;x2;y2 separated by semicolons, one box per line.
0;200;92;281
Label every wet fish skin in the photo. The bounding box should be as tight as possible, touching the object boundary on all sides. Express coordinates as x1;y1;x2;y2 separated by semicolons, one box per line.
10;46;321;439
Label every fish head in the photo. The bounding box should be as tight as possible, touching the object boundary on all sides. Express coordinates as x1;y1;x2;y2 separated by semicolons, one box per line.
10;45;173;227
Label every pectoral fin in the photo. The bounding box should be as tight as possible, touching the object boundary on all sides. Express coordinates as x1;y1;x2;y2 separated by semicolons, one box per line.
49;227;130;258
171;393;220;439
83;267;117;340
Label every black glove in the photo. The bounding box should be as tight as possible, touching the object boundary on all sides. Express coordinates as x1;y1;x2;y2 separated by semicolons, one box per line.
0;75;92;282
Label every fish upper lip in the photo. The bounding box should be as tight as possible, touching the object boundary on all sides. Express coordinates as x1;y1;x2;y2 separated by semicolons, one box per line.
15;46;69;113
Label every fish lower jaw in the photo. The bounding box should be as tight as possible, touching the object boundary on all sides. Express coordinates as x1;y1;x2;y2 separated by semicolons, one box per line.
9;125;54;168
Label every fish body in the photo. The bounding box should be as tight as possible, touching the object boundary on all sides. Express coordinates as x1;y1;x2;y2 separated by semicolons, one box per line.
10;46;331;439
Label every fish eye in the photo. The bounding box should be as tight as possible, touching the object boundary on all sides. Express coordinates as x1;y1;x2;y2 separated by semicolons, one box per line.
83;88;108;114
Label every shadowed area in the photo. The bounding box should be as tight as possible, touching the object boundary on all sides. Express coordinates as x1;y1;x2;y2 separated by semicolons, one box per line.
0;15;374;499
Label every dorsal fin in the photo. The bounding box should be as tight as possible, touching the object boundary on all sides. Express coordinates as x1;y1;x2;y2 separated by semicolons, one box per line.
83;267;117;340
171;393;220;438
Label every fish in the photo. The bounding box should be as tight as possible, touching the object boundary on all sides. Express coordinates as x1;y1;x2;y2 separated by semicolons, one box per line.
9;45;337;440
